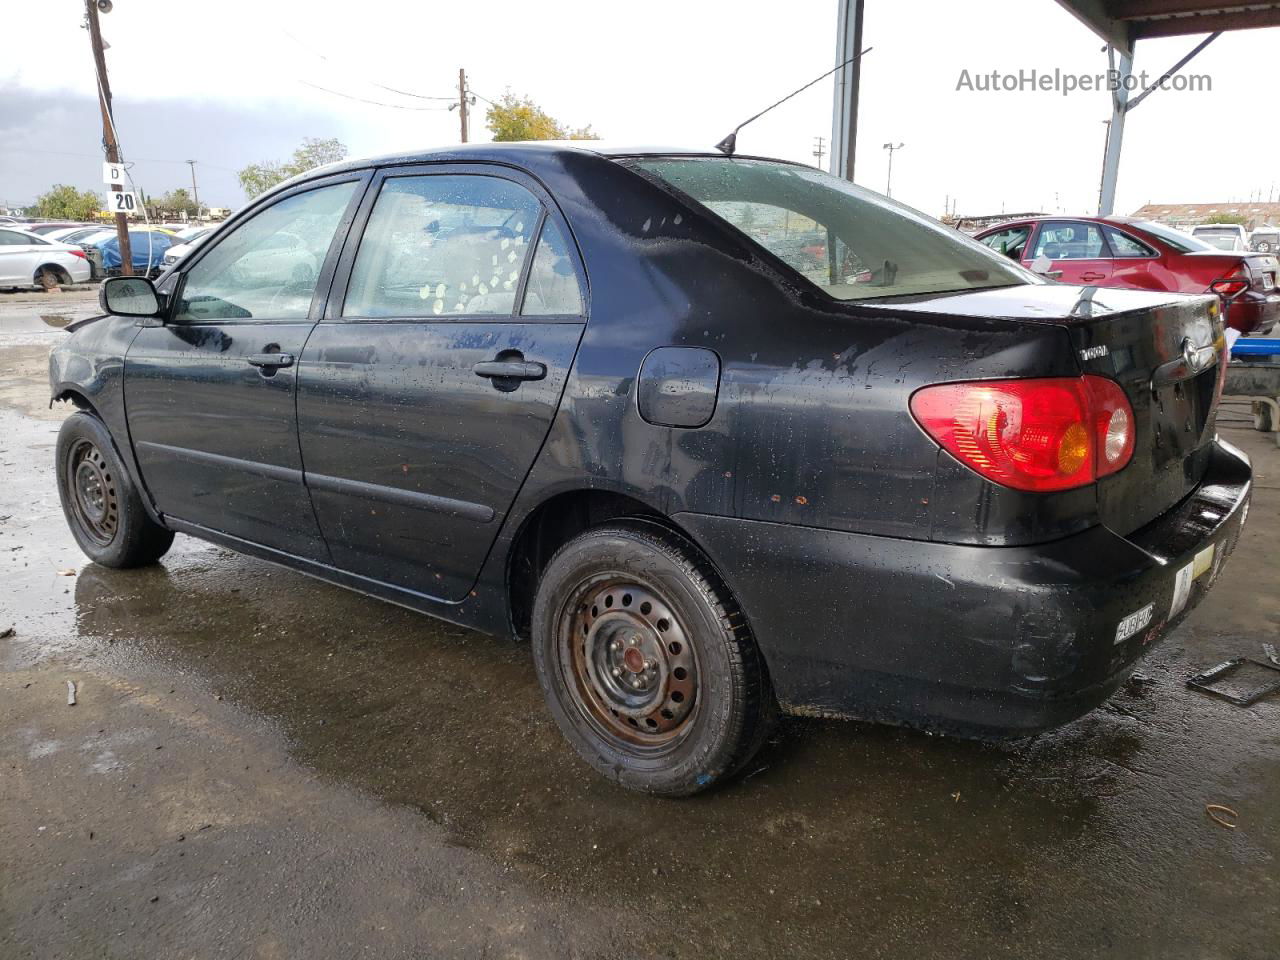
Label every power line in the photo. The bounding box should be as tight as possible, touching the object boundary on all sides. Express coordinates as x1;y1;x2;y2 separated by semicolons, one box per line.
280;28;456;102
297;79;452;111
13;147;237;172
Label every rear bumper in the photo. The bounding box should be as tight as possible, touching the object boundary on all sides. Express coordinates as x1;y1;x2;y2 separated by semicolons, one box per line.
676;439;1252;737
1225;291;1279;334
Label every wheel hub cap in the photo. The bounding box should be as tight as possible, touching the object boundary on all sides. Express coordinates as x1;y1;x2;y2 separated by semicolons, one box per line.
566;581;698;746
66;439;119;546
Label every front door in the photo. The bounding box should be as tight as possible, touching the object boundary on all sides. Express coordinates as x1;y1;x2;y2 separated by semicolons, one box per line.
1026;220;1113;285
125;175;365;558
296;168;587;602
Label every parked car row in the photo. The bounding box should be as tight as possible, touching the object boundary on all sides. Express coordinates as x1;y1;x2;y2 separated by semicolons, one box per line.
976;215;1278;334
0;219;218;289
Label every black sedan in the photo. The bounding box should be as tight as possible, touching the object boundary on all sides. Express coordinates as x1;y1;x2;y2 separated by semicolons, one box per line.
50;144;1250;795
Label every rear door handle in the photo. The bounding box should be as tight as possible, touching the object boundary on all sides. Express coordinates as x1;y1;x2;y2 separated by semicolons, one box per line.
473;360;546;381
247;353;295;369
1080;272;1106;281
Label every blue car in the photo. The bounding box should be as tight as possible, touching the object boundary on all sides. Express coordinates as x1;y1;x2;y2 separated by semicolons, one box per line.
97;230;175;275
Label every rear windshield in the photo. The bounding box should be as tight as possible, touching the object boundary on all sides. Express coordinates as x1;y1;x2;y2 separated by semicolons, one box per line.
633;157;1031;301
1131;220;1214;253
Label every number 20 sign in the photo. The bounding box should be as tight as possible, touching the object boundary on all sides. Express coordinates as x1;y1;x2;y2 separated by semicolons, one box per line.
107;189;139;213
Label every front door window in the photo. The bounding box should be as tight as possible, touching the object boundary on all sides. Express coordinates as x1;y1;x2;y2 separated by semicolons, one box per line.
176;181;357;322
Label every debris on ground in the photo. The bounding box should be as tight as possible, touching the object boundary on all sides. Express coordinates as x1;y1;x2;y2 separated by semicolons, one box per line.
56;568;76;577
1205;804;1239;829
1264;643;1280;667
0;626;14;639
1186;657;1280;706
66;680;76;706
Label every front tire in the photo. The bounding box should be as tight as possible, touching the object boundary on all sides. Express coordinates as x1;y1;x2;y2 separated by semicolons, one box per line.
56;411;174;568
532;521;775;796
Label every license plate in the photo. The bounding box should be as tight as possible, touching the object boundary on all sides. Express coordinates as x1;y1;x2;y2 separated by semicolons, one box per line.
1115;603;1154;644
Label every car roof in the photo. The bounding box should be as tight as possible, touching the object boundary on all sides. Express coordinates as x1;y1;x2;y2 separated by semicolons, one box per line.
269;141;776;194
976;214;1160;232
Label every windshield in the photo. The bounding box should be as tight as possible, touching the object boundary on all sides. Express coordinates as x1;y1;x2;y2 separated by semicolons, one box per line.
1200;235;1238;250
633;157;1032;301
1131;220;1214;253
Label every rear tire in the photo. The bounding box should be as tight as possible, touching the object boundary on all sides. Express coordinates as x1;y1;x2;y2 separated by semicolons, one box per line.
532;521;776;796
55;411;174;568
37;267;60;292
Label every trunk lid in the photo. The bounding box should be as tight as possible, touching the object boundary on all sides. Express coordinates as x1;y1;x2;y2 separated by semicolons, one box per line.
1065;289;1224;535
881;283;1226;536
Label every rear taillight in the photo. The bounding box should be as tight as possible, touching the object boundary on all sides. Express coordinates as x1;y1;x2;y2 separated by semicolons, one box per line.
910;376;1135;493
68;249;87;260
1209;265;1251;298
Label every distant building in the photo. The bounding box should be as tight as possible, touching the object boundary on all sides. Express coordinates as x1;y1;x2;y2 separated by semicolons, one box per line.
1129;202;1280;231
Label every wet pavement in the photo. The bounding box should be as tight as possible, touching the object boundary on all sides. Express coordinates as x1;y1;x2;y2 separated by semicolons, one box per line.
2;289;1278;959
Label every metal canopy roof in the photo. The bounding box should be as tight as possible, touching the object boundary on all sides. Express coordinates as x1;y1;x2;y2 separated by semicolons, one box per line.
1056;0;1280;55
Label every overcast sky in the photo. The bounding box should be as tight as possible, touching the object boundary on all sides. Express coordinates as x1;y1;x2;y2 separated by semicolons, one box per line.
3;0;1277;218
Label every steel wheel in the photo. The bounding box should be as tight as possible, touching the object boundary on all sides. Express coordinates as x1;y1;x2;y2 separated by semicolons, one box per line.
559;578;699;750
65;438;119;546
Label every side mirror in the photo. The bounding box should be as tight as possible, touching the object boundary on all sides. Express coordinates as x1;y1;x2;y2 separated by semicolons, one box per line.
100;276;161;318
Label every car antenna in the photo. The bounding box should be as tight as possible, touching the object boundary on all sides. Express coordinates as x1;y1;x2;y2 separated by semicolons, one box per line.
715;47;873;156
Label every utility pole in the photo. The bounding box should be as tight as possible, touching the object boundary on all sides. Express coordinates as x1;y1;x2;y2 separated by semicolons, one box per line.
458;68;469;143
882;142;903;198
812;135;826;169
185;160;200;220
85;0;131;275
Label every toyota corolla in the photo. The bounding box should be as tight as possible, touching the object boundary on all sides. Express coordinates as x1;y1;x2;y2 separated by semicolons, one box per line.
49;144;1250;795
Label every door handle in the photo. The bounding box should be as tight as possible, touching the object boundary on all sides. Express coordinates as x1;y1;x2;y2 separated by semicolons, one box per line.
1080;272;1106;281
247;353;295;369
473;360;546;381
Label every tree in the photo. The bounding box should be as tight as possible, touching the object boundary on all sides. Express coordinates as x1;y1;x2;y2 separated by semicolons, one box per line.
158;188;198;217
485;92;599;142
34;184;103;220
237;136;349;199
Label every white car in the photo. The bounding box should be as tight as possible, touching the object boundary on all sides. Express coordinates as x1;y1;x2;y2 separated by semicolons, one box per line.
1191;223;1249;251
161;227;214;268
0;226;92;290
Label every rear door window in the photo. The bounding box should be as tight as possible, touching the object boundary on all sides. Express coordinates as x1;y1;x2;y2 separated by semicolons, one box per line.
1103;227;1156;258
521;218;583;316
343;175;542;318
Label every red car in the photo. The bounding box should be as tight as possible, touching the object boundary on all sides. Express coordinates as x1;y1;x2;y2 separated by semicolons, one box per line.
975;215;1279;334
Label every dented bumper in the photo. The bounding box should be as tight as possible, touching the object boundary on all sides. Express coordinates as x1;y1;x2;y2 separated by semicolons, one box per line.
675;438;1252;737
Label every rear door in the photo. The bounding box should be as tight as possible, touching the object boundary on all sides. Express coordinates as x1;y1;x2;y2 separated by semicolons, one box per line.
1026;220;1113;285
1102;224;1161;289
125;173;366;558
296;165;587;602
